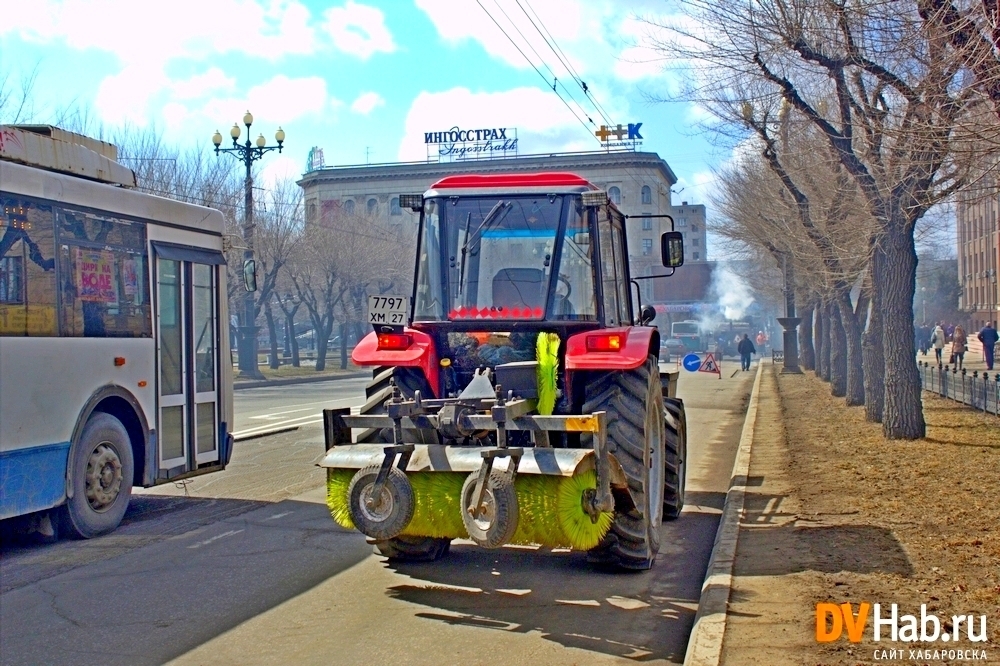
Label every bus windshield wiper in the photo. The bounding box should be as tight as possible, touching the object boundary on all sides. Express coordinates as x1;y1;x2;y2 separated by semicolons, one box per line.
458;201;511;294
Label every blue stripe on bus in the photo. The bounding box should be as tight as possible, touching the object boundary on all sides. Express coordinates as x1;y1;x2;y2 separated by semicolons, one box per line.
0;442;70;520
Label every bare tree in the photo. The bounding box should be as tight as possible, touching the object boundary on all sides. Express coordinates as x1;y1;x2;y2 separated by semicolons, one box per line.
649;0;996;438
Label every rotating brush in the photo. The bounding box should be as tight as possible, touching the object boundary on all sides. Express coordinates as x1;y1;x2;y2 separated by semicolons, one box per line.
326;466;613;551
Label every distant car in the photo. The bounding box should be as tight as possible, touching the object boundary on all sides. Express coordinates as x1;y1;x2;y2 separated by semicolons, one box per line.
659;338;687;362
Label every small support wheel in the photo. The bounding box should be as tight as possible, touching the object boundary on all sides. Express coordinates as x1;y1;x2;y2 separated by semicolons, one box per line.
347;465;415;540
460;470;519;549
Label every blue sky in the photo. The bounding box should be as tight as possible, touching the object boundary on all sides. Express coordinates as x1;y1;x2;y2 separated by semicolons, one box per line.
1;0;723;204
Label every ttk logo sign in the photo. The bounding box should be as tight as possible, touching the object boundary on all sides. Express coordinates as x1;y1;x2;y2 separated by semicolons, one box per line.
595;123;642;144
816;602;989;644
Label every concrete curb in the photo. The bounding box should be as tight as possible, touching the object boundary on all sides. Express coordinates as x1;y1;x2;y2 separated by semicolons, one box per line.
683;359;765;666
233;371;370;391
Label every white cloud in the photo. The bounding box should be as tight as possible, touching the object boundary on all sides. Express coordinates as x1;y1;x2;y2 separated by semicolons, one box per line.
416;0;583;71
350;91;384;115
259;154;302;189
397;86;599;161
1;0;319;64
95;66;171;126
321;1;396;60
170;68;237;101
201;75;328;126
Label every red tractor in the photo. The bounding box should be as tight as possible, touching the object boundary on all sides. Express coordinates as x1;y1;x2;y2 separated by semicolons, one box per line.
320;172;687;570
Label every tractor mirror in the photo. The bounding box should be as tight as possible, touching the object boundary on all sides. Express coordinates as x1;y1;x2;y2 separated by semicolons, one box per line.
661;231;684;268
640;304;656;326
243;258;258;292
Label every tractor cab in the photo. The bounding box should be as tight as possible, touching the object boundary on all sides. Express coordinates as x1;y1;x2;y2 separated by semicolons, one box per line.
355;173;684;398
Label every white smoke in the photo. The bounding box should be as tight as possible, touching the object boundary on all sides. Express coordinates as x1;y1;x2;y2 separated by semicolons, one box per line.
710;263;754;321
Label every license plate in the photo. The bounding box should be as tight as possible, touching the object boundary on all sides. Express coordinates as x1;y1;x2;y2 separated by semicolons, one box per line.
368;295;407;326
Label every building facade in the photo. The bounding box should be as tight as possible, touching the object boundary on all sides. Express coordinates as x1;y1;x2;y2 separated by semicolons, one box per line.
956;181;1000;329
297;150;702;305
668;201;708;264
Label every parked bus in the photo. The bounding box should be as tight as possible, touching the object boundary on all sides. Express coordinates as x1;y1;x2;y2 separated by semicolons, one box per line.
0;126;234;538
670;320;703;352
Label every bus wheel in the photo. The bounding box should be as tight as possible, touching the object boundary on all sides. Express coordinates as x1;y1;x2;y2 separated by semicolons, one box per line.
59;413;134;539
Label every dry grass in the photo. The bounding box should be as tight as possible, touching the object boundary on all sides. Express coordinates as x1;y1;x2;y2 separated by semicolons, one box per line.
776;372;999;664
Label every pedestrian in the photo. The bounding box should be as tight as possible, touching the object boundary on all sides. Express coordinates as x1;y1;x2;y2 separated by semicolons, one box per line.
951;325;968;370
978;321;999;370
919;324;931;355
930;322;946;364
737;333;756;371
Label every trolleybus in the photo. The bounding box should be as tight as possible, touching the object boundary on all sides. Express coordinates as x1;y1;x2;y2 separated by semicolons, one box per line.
0;126;234;538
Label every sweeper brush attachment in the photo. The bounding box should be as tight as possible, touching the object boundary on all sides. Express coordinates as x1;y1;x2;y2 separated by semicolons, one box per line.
326;465;613;550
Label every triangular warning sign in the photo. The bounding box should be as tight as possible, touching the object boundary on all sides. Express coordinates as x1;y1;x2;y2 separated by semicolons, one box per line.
698;352;720;375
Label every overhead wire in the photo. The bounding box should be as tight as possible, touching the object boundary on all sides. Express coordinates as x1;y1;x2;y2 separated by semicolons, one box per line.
483;0;598;128
475;0;599;142
516;0;616;128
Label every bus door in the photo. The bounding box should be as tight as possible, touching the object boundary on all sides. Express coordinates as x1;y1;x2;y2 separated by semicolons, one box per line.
153;243;225;477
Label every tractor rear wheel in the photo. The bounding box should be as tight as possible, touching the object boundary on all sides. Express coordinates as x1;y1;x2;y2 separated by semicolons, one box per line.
663;398;687;520
583;355;664;570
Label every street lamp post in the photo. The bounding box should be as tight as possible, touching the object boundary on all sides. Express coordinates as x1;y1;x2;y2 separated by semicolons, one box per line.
212;112;285;380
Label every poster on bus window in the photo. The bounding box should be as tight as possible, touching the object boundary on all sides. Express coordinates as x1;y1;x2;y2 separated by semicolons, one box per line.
75;248;117;303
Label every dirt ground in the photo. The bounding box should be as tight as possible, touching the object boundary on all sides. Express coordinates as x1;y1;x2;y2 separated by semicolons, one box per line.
721;364;1000;665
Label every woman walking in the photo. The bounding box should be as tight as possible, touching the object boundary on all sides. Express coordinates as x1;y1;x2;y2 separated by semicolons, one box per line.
951;325;968;370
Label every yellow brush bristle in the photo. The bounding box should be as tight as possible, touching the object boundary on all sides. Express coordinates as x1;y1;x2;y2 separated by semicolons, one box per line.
400;472;467;538
326;468;355;529
555;470;614;551
325;466;612;551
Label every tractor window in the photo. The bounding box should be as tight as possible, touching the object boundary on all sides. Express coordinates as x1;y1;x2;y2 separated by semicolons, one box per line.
610;213;631;324
415;195;564;321
413;199;446;320
552;199;597;320
597;213;621;325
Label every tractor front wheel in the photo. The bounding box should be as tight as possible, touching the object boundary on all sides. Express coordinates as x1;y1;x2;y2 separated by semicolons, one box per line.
583;355;664;570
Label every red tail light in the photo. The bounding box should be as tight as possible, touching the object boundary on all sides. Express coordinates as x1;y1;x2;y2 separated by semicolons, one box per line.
586;334;623;352
377;333;412;350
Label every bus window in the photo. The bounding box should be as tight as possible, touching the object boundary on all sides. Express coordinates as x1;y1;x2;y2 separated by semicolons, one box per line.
56;209;151;338
0;197;57;336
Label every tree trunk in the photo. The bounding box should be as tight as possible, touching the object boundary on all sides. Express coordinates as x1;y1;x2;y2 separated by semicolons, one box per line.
839;294;865;406
828;301;847;397
877;222;925;438
862;294;884;423
339;321;349;370
799;304;815;370
285;312;301;367
264;300;280;370
817;301;830;381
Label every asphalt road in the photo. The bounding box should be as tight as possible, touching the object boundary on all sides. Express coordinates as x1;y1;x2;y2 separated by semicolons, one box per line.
0;363;753;666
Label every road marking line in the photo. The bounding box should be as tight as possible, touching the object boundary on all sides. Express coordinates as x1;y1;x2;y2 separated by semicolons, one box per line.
264;512;293;521
187;529;244;549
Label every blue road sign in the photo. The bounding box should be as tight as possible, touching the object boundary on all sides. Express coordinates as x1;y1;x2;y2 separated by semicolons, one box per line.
682;353;702;372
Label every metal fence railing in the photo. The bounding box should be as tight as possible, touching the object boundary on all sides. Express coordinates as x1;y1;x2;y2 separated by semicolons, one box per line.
917;361;1000;416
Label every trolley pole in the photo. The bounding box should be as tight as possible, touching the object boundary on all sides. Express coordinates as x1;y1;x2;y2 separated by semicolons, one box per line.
212;112;285;380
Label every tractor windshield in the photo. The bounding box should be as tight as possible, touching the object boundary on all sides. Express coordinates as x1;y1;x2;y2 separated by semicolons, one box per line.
413;194;596;322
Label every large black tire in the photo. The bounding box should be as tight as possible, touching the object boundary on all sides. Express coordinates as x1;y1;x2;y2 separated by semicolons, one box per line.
583;355;664;570
460;470;519;549
663;397;687;520
373;535;451;561
58;413;134;539
347;465;415;540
